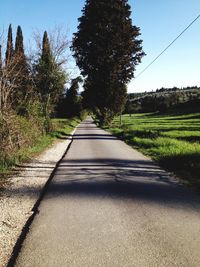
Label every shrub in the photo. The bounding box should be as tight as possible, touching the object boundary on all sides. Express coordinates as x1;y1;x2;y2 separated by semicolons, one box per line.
0;112;44;172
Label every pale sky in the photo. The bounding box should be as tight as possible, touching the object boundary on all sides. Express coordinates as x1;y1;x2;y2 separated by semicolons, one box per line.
0;0;200;93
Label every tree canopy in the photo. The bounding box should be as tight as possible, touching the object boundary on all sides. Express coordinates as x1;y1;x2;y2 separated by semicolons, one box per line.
72;0;145;124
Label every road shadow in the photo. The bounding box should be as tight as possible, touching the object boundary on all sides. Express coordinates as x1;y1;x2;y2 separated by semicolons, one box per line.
4;156;200;211
72;133;117;140
40;158;200;210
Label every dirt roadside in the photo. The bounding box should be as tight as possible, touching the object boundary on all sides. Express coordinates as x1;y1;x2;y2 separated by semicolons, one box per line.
0;132;74;267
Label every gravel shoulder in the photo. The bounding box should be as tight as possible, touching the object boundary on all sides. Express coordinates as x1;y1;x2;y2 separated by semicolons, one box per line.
0;131;75;267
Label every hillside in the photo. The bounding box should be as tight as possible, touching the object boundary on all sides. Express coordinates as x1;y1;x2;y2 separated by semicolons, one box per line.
126;86;200;113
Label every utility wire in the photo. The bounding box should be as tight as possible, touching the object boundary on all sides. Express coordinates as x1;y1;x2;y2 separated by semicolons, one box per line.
134;14;200;80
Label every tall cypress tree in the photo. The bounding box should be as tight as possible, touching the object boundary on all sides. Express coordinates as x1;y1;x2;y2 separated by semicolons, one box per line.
35;31;66;118
65;76;82;117
15;26;29;73
13;25;30;112
36;31;53;98
72;0;145;124
5;24;14;65
0;44;2;113
41;31;51;62
15;26;25;56
0;45;2;73
15;25;29;75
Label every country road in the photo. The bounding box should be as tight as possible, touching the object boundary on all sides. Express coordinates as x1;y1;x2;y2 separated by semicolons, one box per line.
15;117;200;267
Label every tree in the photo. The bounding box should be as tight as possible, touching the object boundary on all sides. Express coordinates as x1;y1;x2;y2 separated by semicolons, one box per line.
32;25;70;66
72;0;145;124
15;26;28;72
0;51;23;114
14;26;31;112
56;76;83;118
0;45;2;74
65;76;82;117
0;44;2;112
0;25;26;114
35;31;66;120
5;24;14;65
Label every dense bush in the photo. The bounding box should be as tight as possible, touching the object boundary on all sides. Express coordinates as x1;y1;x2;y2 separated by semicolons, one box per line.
0;112;44;170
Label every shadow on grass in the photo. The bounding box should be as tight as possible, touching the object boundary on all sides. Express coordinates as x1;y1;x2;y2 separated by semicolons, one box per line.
120;124;200;132
114;128;200;140
159;153;200;183
177;136;200;143
141;109;200;118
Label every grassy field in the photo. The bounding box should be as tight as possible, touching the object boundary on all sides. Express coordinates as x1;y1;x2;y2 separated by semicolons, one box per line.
0;117;80;176
108;112;200;188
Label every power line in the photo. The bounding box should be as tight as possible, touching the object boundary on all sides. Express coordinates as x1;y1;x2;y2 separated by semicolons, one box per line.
134;14;200;80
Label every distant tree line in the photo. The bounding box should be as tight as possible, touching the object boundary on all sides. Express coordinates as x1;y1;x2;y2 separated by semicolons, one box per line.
125;87;200;114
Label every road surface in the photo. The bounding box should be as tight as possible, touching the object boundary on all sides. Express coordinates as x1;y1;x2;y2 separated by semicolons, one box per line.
16;117;200;267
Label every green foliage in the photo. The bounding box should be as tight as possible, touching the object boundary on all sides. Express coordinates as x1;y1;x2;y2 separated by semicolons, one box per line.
72;0;145;125
0;24;79;177
0;115;80;174
56;77;83;118
34;31;66;117
5;24;14;65
0;44;2;72
64;77;82;117
13;26;31;113
79;109;88;120
50;117;80;137
15;26;23;53
42;31;51;61
109;112;200;188
0;112;43;171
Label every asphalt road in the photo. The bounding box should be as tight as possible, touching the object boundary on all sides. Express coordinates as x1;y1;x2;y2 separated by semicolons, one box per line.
16;117;200;267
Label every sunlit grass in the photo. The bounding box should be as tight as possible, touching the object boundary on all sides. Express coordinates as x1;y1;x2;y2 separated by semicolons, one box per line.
108;112;200;188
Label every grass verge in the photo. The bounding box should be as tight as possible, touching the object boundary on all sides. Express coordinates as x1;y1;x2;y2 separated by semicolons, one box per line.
107;112;200;189
0;117;80;177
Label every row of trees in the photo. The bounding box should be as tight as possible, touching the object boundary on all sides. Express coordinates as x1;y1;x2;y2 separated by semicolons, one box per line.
0;24;82;125
0;24;82;167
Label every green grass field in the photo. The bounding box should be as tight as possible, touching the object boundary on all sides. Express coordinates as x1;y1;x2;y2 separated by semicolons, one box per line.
108;112;200;188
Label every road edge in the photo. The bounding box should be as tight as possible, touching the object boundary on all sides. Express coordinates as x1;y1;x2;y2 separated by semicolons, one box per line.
6;127;78;267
